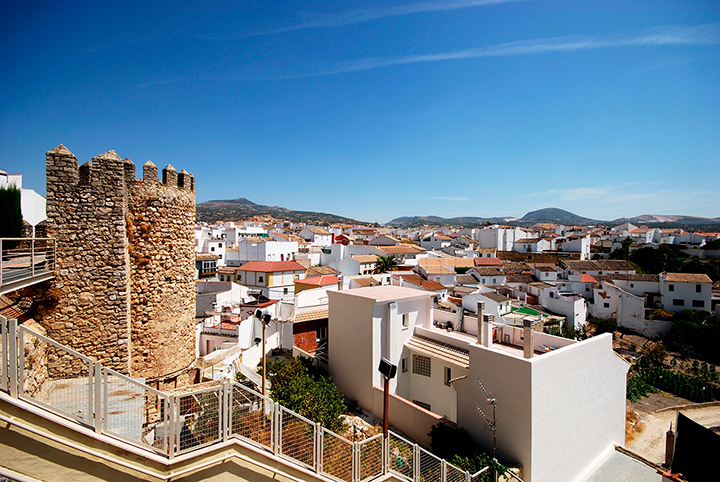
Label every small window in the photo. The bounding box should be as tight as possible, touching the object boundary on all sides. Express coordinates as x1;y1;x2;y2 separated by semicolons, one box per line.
603;303;610;308
258;275;264;283
630;283;634;288
317;326;327;340
692;300;705;308
283;287;289;295
673;299;684;306
402;313;410;328
585;285;589;292
295;274;300;280
210;247;215;252
413;354;431;377
413;400;431;411
669;284;674;292
401;357;407;372
444;367;452;386
696;284;702;293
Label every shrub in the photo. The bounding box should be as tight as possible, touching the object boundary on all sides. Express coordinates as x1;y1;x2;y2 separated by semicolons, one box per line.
593;318;617;335
267;357;347;432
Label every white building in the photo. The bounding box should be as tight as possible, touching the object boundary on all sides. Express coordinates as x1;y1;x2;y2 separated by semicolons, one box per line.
659;272;712;311
328;285;629;482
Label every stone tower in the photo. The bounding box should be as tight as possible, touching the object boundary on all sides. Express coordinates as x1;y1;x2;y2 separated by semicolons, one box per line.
44;145;196;378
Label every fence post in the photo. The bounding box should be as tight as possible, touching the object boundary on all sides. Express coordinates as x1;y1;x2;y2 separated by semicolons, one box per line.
442;459;447;482
168;395;176;459
94;361;102;434
352;441;359;482
383;433;389;475
1;316;7;394
413;443;419;482
9;318;18;398
222;382;229;443
273;402;280;456
315;422;322;473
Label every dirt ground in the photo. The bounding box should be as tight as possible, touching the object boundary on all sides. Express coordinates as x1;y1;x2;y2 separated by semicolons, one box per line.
626;390;720;465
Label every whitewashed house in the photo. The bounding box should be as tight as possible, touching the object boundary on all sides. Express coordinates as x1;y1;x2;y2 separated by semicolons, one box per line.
659;272;712;311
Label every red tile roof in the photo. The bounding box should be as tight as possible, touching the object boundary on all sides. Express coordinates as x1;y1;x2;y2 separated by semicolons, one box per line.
295;275;339;286
580;274;596;283
474;258;502;266
236;260;306;272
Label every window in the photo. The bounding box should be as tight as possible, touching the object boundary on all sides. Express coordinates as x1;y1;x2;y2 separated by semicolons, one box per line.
585;285;590;292
412;355;431;377
317;326;327;340
630;283;634;288
258;275;264;283
210;247;215;252
492;278;497;284
692;300;705;308
603;303;610;308
295;274;300;280
444;367;452;386
401;357;407;372
283;287;289;295
669;284;674;292
413;400;431;411
673;299;684;306
696;284;702;293
402;313;410;328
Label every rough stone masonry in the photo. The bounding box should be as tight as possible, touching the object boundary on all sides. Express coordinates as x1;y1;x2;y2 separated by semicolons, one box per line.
44;144;196;378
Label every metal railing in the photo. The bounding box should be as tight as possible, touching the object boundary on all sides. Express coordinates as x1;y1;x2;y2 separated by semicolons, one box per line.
0;316;500;482
0;238;56;288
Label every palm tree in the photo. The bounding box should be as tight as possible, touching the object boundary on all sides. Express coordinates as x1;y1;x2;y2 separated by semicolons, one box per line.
373;255;397;274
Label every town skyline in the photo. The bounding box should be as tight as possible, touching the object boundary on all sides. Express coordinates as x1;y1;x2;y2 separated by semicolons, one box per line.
2;1;719;222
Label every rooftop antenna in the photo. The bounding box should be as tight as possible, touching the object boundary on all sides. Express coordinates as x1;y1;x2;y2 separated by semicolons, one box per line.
475;379;498;479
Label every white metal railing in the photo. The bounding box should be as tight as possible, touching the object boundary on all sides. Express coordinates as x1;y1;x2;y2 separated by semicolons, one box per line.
0;238;56;288
0;315;504;482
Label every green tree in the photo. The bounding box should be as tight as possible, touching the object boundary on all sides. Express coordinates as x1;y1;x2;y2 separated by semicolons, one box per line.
373;255;398;274
267;357;347;432
628;245;683;274
0;185;23;249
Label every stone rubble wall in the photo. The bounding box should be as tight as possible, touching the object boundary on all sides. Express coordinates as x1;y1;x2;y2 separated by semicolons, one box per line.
44;144;196;378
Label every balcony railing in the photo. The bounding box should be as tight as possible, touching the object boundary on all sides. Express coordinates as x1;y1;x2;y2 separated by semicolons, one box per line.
0;315;501;482
0;238;55;293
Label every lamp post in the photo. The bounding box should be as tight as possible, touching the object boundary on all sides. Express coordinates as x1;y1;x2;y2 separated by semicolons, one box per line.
256;310;272;397
377;357;397;438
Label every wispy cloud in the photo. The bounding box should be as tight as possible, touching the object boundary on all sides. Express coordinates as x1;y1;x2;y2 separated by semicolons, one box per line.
214;0;525;40
317;22;720;75
432;196;471;202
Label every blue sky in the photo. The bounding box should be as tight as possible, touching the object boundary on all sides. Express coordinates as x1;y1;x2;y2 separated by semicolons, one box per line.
2;0;719;223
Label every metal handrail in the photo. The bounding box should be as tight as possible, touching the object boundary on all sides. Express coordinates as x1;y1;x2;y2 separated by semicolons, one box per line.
0;237;56;287
0;317;508;482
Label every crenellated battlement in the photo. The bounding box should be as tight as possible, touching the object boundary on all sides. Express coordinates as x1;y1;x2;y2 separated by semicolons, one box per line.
44;144;196;378
46;145;194;194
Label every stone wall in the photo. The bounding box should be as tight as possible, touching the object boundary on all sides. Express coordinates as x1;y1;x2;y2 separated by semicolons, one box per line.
44;145;196;378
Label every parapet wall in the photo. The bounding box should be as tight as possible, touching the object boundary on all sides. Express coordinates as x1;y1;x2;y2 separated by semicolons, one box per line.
44;144;196;377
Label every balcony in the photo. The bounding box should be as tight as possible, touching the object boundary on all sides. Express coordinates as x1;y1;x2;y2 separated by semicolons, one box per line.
0;238;55;295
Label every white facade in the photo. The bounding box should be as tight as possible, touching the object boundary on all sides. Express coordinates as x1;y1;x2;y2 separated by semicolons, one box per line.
455;334;628;482
659;273;712;311
476;227;529;251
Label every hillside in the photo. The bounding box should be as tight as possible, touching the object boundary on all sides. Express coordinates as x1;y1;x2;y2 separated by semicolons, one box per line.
196;198;362;225
519;208;602;225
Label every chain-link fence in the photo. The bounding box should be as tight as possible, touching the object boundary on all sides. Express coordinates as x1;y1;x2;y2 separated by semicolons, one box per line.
357;433;384;482
102;366;169;454
230;382;274;451
278;405;316;469
174;385;223;455
18;324;93;425
388;431;415;481
320;427;354;482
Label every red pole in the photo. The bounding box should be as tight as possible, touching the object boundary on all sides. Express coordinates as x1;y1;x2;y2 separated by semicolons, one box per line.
383;375;389;437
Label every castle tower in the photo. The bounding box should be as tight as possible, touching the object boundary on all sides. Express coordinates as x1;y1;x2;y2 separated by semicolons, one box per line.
44;145;196;378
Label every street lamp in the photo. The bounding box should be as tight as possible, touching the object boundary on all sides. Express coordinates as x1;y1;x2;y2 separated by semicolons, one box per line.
256;309;272;396
378;357;397;438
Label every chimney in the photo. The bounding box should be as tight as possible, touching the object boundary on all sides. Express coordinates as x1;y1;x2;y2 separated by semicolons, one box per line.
523;318;534;359
482;314;492;348
476;301;485;345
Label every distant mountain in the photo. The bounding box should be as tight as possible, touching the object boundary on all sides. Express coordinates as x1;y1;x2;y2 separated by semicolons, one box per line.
196;198;362;225
387;215;516;227
611;214;720;225
519;208;603;225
